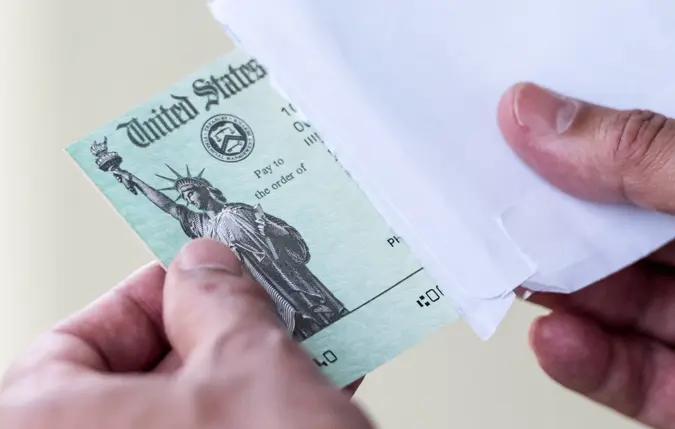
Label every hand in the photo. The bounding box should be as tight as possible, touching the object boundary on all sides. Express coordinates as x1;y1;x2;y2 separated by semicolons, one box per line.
498;83;675;428
0;238;370;429
112;169;133;183
112;169;138;195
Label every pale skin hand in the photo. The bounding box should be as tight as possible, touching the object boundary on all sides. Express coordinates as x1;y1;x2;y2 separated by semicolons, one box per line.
498;82;675;429
11;83;675;429
0;238;370;429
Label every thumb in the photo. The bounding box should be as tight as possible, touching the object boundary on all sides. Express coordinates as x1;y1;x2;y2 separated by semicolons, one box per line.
498;82;675;213
163;238;286;365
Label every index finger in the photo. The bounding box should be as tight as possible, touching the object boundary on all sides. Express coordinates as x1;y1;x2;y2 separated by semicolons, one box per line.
3;262;169;386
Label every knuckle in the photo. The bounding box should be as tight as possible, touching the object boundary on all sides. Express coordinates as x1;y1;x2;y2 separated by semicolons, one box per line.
224;284;279;327
261;326;303;361
186;318;290;377
217;322;291;364
607;109;672;178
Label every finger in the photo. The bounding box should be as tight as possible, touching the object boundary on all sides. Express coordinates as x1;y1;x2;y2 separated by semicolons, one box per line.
528;263;675;345
163;238;326;382
530;312;675;428
497;82;675;213
4;262;168;383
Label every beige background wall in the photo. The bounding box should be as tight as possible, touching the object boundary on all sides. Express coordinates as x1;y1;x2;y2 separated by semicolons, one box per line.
0;1;642;428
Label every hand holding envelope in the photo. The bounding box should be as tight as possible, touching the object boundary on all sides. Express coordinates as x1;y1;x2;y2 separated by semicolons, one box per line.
498;82;675;429
210;0;675;339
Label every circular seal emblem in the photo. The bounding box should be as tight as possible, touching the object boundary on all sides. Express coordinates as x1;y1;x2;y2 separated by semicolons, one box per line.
200;114;255;162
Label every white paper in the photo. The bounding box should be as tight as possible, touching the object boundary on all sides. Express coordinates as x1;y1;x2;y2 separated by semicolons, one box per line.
208;0;675;339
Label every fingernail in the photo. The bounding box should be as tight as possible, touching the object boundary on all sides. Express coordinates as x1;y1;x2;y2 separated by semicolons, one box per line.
513;83;580;135
175;239;243;276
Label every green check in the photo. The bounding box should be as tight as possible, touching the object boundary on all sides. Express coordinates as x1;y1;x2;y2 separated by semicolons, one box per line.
67;47;459;387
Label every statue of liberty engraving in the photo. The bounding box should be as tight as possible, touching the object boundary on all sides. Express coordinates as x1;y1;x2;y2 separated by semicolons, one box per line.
90;139;349;341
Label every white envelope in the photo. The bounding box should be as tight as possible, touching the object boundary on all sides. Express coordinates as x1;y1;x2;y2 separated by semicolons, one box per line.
208;0;675;339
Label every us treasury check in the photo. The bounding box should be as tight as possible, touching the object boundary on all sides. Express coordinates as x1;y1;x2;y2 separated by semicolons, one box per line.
66;47;460;387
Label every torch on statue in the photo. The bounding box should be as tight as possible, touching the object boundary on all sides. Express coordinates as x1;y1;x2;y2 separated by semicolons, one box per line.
90;137;137;195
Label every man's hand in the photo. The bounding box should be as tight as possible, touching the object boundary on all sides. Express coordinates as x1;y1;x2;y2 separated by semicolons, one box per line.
0;238;371;429
498;83;675;429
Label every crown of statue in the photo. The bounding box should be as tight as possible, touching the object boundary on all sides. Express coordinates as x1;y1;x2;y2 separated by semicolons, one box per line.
156;164;211;200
